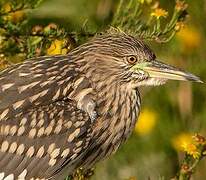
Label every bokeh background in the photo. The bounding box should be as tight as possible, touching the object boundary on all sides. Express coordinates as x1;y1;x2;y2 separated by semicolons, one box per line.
1;0;206;179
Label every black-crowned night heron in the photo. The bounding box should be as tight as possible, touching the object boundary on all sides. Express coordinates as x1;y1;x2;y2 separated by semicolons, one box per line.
0;33;202;180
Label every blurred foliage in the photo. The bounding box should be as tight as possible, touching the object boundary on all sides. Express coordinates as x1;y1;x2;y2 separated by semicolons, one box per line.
0;0;188;65
0;0;206;180
135;108;158;136
0;0;74;62
66;168;95;180
112;0;188;42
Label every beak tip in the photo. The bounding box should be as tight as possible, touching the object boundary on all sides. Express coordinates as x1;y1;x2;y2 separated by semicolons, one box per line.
188;77;203;84
183;72;203;83
198;79;204;83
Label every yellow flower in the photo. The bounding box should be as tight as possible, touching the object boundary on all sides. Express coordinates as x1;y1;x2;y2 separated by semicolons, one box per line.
138;0;152;4
172;133;200;159
138;0;145;4
135;109;157;136
151;8;168;19
2;3;24;23
47;39;68;55
2;3;12;13
177;26;201;50
182;143;200;159
0;57;10;70
172;133;193;151
128;177;137;180
10;10;25;23
146;0;153;4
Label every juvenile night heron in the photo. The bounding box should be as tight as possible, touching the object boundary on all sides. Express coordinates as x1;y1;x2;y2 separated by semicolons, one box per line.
0;33;202;180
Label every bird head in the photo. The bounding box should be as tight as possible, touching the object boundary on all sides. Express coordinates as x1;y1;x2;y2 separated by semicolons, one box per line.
76;33;202;88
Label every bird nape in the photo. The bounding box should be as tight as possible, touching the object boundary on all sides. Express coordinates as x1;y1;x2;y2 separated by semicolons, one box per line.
0;33;202;180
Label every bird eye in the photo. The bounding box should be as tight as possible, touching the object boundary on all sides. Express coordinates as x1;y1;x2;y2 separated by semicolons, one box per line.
127;56;137;64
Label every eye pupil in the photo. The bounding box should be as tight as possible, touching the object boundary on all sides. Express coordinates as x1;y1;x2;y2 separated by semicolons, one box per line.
130;57;135;61
127;56;137;64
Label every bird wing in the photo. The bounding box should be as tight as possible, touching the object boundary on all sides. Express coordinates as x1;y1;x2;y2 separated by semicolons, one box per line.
0;99;92;179
0;55;79;120
0;56;95;179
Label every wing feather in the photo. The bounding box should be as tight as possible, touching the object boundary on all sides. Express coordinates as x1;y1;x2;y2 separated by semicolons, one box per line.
0;100;92;179
0;55;78;120
0;56;95;179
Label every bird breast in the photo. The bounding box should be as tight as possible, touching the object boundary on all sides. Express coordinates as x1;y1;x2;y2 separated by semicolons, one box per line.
83;85;141;168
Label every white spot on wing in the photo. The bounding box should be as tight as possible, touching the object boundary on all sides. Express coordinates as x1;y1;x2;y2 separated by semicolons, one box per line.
48;158;57;166
4;174;14;180
16;144;25;155
50;148;60;159
47;143;55;154
67;128;80;142
13;100;25;110
1;141;9;152
19;73;29;77
62;86;68;96
0;109;9;120
20;118;27;126
40;81;51;87
47;65;58;71
37;127;45;137
52;89;61;101
57;80;65;85
0;172;4;180
36;146;45;158
17;126;25;136
18;169;27;179
18;84;31;93
9;142;17;153
9;125;17;136
61;148;70;158
29;90;49;102
0;77;4;81
28;128;36;139
18;81;40;93
1;83;14;91
26;146;35;157
40;89;49;97
33;74;42;78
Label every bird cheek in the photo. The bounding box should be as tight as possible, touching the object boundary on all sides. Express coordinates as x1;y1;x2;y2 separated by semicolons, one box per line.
131;70;148;81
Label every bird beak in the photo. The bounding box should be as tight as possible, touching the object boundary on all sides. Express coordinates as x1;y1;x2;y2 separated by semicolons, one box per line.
132;60;203;83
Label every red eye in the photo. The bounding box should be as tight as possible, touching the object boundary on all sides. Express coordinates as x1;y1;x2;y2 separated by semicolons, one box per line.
127;56;137;64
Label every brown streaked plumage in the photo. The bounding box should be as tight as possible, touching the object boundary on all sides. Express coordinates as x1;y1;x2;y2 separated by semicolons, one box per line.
0;33;201;179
